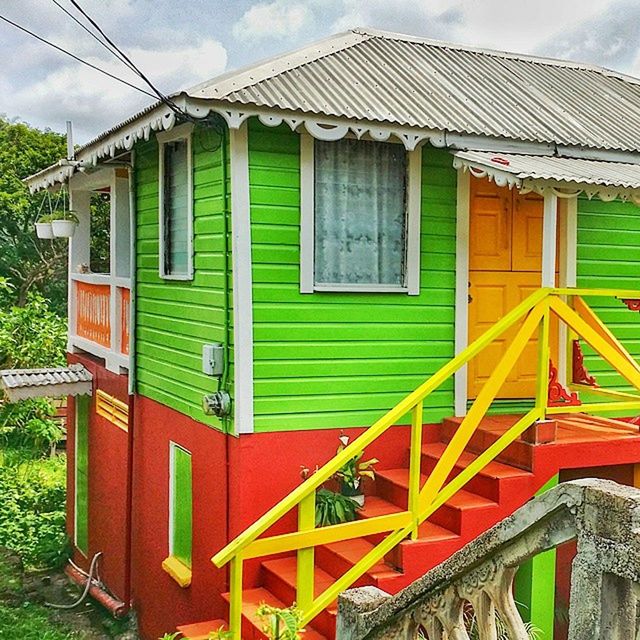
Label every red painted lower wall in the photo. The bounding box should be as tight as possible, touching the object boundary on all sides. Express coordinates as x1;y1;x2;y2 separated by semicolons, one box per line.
130;395;228;639
66;353;130;603
129;395;416;639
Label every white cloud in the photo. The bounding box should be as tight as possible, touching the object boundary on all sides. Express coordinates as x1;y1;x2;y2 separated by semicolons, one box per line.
233;1;312;41
8;38;228;142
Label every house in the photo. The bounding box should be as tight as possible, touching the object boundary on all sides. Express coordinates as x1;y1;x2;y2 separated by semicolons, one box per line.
17;28;640;640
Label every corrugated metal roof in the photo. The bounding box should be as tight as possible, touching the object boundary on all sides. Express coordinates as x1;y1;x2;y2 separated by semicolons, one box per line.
453;150;640;189
191;28;640;152
0;364;93;401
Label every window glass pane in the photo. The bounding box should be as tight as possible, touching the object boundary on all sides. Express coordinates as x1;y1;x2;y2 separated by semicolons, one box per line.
164;140;190;275
314;138;407;286
171;445;192;568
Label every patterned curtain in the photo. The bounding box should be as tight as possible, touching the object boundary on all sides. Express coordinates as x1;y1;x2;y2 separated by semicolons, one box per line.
314;138;407;286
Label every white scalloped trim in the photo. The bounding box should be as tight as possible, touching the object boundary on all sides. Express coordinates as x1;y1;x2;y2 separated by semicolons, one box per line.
26;98;448;192
453;156;640;204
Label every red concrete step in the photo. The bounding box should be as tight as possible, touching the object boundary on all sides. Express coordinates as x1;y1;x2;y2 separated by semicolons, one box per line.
315;538;401;587
376;468;499;535
177;619;227;640
222;587;327;640
420;442;533;502
441;417;535;470
261;557;336;638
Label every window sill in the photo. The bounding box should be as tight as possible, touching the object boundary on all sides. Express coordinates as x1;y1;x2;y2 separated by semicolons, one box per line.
310;284;410;294
162;555;192;588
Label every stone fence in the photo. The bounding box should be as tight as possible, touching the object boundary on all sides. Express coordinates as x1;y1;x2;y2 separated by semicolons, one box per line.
337;479;640;640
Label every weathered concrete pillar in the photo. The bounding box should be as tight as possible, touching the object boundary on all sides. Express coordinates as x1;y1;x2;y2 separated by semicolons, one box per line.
567;554;602;639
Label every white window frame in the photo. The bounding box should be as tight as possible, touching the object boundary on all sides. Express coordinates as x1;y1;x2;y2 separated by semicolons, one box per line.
158;122;194;281
300;134;422;295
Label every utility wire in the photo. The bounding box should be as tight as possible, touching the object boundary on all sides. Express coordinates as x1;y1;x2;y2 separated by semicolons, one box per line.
50;0;139;75
0;14;156;99
67;0;183;115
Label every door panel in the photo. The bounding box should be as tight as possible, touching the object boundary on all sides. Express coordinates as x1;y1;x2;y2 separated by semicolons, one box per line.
469;178;511;271
512;192;544;272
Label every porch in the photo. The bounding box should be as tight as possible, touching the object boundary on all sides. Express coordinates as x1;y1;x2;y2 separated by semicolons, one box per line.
67;166;132;373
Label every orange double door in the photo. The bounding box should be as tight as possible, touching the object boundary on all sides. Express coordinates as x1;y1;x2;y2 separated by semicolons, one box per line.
467;177;558;399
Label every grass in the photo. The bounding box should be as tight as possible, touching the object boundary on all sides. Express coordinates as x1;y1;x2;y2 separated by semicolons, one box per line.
0;602;81;639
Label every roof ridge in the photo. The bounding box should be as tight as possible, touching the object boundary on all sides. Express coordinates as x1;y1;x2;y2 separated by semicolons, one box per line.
354;27;640;87
188;30;372;99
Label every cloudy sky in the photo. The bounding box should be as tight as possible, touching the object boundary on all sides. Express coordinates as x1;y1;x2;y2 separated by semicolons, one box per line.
1;0;639;143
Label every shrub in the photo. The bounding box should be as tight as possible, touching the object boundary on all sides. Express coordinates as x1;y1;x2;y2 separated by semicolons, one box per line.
315;488;359;526
0;456;69;569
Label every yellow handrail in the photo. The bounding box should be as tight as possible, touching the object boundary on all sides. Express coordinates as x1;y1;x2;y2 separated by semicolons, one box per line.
212;288;640;638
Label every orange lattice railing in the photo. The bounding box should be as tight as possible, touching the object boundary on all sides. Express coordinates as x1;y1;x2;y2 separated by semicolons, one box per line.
76;281;111;348
120;287;130;355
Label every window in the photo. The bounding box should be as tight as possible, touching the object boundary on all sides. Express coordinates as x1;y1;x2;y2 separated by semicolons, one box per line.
300;136;421;294
165;443;192;585
158;124;194;280
74;395;89;556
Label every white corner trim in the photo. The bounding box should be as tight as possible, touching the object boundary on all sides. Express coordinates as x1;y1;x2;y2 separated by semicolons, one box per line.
454;169;470;417
541;192;559;288
299;134;314;294
406;145;422;296
229;123;254;435
299;136;422;294
557;196;578;385
158;123;194;281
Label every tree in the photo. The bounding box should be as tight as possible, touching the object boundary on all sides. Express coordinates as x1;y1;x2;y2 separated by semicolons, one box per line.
0;117;67;313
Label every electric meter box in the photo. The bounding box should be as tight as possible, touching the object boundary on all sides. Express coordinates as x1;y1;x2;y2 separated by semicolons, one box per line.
202;343;224;377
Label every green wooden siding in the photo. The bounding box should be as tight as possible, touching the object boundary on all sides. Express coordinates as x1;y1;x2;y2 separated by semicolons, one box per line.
75;395;89;555
577;197;640;391
248;121;456;432
135;126;230;430
170;444;192;568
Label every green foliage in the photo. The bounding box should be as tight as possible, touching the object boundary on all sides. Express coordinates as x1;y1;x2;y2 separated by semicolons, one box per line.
158;634;182;640
208;626;233;640
334;435;378;495
0;291;67;369
0;456;69;569
89;192;110;274
0;398;63;456
0;601;81;639
315;488;359;526
256;603;305;640
0;117;68;312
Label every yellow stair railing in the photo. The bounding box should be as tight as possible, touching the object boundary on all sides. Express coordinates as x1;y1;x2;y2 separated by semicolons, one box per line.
213;288;640;639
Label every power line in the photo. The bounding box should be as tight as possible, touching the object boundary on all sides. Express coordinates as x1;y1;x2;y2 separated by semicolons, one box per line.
50;0;138;76
67;0;183;115
0;14;157;99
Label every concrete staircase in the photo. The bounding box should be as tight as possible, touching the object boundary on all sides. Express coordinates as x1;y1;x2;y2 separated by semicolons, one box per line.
180;417;550;640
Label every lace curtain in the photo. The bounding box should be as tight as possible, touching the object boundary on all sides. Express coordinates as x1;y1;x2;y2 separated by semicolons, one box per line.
314;138;407;286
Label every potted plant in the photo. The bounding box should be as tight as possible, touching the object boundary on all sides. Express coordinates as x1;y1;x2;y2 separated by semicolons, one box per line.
51;209;79;238
315;488;359;526
334;434;378;507
34;214;54;239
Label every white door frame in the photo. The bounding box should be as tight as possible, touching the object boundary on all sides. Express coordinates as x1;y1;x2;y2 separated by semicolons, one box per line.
453;172;577;416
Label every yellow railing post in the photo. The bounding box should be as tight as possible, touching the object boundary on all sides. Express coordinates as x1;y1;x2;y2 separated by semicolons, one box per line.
229;555;243;640
535;301;551;414
408;401;423;540
296;492;316;613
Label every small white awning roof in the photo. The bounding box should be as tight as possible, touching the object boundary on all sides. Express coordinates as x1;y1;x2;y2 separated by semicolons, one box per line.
0;365;93;402
452;150;640;202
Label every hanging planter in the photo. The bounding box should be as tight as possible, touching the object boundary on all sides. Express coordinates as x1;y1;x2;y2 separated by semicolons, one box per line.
35;215;54;239
51;210;79;238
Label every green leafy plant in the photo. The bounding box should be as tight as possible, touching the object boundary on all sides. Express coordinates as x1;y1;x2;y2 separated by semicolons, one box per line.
208;626;233;640
50;209;79;223
315;488;359;526
0;456;69;569
334;435;378;496
256;603;305;640
158;633;182;640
